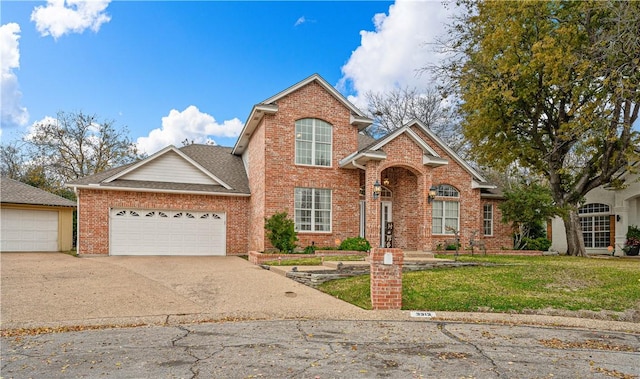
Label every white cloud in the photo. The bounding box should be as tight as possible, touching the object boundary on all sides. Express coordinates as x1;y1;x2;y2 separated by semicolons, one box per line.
31;0;112;39
136;106;244;154
339;0;454;106
1;23;29;129
294;16;306;27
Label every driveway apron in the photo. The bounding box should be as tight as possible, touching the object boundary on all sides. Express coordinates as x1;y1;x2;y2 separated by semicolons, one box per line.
0;253;368;329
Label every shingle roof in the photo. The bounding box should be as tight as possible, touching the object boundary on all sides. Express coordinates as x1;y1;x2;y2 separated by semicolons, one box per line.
66;144;250;195
1;177;76;207
358;133;377;151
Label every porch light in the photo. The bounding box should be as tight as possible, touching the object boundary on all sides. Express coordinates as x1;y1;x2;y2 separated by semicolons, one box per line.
373;180;382;199
383;177;390;186
428;185;437;203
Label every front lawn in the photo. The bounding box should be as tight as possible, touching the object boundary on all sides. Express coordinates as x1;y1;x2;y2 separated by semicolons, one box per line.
318;255;640;320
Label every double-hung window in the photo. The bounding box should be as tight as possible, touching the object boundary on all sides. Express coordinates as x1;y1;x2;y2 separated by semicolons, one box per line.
294;188;331;232
579;203;611;248
295;118;332;167
483;204;493;236
431;184;460;235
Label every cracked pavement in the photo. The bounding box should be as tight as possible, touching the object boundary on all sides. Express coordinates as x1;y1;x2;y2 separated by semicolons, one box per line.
2;320;639;378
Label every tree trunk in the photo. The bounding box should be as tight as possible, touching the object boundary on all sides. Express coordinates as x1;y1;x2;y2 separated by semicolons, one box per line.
563;209;587;257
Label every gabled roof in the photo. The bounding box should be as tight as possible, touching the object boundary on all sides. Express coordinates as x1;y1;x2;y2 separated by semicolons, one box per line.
67;145;250;196
1;177;76;207
340;119;494;188
232;73;373;155
103;145;232;189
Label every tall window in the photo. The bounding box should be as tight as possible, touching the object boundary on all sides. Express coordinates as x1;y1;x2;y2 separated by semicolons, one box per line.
294;188;332;232
432;184;460;235
579;203;611;248
483;204;493;236
295;118;332;167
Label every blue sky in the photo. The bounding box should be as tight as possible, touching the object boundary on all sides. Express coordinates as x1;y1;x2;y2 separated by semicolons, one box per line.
1;1;454;153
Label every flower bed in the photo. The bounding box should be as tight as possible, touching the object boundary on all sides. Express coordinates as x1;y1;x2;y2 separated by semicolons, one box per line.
248;250;367;265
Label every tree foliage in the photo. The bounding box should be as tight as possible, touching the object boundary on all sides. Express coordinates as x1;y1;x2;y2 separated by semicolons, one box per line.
499;182;556;250
1;111;143;198
440;0;640;256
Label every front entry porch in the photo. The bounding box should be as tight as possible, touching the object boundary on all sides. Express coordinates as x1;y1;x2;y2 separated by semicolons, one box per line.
360;165;434;252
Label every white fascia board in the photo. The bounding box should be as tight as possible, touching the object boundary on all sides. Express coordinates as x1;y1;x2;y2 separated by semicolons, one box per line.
404;128;441;157
423;155;449;167
103;145;234;190
350;114;374;130
232;104;278;155
408;119;490;183
472;180;497;189
339;150;387;168
69;184;251;197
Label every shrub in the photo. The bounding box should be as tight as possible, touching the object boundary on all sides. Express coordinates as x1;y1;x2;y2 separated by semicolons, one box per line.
264;212;298;253
521;237;551;251
303;245;316;254
339;237;371;252
445;243;461;251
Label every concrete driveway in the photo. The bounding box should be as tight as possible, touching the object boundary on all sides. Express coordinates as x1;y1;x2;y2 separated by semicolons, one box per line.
0;253;370;329
2;253;639;334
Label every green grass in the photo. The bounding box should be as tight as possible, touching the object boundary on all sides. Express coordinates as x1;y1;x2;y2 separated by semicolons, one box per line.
261;255;366;266
318;256;640;317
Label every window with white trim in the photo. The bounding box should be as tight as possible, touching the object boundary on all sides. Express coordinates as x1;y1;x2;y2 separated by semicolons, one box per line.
294;188;332;232
579;203;611;248
483;204;493;236
432;184;460;235
295;118;332;167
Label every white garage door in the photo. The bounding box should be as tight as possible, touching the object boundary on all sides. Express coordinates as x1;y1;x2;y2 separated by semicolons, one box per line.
1;208;58;252
110;209;226;256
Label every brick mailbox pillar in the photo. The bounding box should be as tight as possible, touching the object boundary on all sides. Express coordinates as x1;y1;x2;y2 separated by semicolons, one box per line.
370;248;404;310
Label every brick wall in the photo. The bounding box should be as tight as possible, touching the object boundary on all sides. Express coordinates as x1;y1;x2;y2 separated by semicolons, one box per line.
77;189;249;255
246;114;267;252
257;80;361;251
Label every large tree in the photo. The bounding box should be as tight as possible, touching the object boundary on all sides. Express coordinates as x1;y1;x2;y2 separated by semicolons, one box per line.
1;111;144;197
440;0;640;256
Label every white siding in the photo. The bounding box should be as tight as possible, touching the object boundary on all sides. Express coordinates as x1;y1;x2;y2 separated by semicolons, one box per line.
121;151;218;185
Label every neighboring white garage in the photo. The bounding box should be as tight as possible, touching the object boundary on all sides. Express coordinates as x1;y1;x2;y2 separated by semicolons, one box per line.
110;209;226;255
1;178;76;252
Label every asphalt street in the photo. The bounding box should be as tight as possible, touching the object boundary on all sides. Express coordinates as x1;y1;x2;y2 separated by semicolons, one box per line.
2;319;639;379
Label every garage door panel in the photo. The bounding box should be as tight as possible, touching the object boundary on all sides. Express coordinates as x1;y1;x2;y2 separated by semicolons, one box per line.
1;209;58;252
110;209;226;256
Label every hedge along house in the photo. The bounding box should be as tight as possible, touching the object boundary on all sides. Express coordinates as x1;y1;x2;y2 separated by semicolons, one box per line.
68;74;512;256
1;177;76;252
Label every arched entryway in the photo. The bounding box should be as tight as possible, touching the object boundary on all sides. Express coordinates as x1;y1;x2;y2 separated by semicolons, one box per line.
378;166;423;250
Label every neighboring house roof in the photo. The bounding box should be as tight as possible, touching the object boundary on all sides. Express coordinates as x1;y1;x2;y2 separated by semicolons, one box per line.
0;177;76;207
340;119;495;189
67;144;250;196
232;73;374;155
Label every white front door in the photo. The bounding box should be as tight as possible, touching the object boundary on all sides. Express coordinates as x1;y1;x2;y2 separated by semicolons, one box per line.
380;201;392;247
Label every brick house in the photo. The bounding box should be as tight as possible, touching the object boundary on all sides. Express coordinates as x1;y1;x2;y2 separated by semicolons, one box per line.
68;74;512;256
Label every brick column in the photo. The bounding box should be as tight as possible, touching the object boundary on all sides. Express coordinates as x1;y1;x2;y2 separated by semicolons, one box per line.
370;247;404;310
